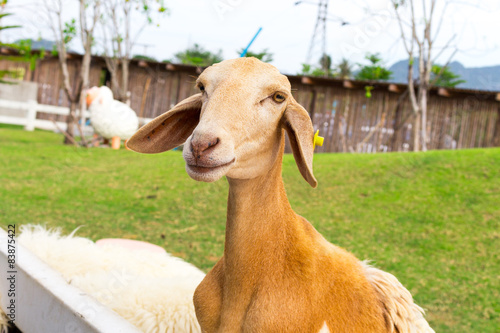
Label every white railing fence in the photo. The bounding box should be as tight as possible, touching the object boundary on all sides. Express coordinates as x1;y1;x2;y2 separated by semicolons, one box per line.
0;99;153;135
0;99;92;134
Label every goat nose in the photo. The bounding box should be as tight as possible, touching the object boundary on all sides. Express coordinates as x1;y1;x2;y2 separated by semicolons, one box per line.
190;136;220;159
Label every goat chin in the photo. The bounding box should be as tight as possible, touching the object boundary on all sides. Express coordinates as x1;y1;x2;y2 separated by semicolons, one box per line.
185;161;234;182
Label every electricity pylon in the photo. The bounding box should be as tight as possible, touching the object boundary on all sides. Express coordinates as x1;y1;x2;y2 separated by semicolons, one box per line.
306;0;329;74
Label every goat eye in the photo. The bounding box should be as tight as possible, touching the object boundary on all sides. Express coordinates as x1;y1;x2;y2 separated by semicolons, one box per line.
199;84;205;92
272;92;286;103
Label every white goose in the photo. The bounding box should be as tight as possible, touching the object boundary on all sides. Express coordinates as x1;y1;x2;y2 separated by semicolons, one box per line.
86;86;139;149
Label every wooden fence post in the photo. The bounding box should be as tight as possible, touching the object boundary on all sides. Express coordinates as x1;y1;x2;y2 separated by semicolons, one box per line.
493;105;500;147
308;89;317;121
24;100;37;131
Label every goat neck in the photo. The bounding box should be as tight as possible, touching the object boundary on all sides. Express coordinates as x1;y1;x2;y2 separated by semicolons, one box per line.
224;136;310;274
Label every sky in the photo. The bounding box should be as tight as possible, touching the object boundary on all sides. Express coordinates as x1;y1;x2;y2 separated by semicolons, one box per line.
3;0;500;75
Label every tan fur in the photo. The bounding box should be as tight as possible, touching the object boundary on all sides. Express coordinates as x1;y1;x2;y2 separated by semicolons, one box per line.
128;57;433;333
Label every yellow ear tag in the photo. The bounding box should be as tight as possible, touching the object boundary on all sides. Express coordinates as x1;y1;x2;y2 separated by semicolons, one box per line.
313;130;324;150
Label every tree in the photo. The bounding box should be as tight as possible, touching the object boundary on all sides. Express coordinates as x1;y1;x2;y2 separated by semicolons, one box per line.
319;54;332;77
355;53;392;81
40;0;101;145
298;54;334;77
78;0;101;130
173;44;223;67
0;0;44;84
237;48;273;63
298;63;312;76
0;38;42;83
100;0;167;102
392;0;458;151
431;64;465;88
0;0;9;40
0;6;42;83
336;58;353;80
133;54;157;62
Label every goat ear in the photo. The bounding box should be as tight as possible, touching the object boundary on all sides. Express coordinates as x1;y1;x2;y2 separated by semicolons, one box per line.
127;93;203;154
282;100;318;188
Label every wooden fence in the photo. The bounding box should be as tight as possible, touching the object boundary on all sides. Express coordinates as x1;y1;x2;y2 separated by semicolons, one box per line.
1;54;499;152
288;77;500;152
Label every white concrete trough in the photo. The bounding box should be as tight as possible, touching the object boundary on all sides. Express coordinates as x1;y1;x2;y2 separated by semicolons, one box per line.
0;228;140;333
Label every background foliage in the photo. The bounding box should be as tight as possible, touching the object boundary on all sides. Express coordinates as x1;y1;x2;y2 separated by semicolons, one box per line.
355;53;393;81
171;43;223;67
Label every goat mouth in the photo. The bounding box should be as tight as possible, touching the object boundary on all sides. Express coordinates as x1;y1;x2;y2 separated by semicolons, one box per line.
187;159;235;174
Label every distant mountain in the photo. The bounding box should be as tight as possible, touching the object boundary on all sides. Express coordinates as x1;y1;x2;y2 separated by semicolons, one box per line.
388;59;500;92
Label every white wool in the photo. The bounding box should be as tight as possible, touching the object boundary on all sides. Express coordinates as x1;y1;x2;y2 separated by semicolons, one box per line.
89;86;139;140
0;311;8;333
362;261;435;333
1;225;204;333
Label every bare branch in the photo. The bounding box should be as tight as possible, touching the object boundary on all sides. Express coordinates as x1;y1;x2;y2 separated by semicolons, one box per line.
51;120;79;147
428;0;437;22
432;1;450;43
431;34;457;62
407;55;420;114
393;2;412;55
430;47;458;86
409;0;423;47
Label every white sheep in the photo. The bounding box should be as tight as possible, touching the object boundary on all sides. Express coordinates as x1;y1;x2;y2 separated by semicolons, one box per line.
127;57;434;333
0;225;204;333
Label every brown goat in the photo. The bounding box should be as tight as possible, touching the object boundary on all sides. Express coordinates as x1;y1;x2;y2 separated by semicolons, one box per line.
127;57;434;333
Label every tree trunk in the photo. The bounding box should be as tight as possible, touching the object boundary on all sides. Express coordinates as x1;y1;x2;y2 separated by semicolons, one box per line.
78;44;93;147
413;112;421;152
421;87;428;151
64;101;77;145
81;48;91;90
121;57;130;104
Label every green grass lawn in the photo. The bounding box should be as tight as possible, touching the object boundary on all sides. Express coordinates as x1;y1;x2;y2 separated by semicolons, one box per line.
1;124;499;332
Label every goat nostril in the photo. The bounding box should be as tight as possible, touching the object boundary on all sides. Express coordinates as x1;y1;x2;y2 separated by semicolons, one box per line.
202;138;220;152
207;139;215;149
191;137;220;160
